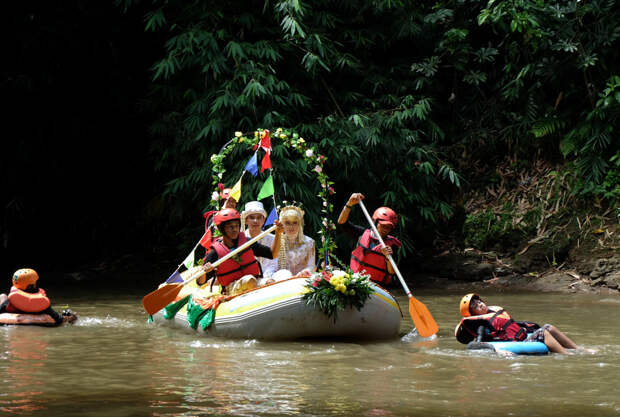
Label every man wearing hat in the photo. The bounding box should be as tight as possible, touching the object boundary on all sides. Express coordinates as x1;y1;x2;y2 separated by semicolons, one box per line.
241;201;276;280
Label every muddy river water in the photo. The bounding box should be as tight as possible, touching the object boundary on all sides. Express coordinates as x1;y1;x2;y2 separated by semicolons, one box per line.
1;285;619;416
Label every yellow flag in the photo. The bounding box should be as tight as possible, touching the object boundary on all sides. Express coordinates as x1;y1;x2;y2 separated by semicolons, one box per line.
230;178;242;201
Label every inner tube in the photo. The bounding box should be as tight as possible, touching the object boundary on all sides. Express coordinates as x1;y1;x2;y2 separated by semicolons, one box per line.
0;312;58;326
467;341;549;355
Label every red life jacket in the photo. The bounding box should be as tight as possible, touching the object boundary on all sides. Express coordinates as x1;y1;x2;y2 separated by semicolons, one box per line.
350;229;401;284
454;306;528;343
6;286;51;313
212;233;261;287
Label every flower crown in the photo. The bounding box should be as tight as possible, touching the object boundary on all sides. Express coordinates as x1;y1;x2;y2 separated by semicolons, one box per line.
278;201;306;244
278;201;305;223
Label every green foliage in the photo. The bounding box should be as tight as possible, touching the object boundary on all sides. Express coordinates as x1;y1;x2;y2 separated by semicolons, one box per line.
411;0;620;198
463;210;531;251
118;0;461;251
119;0;620;250
600;151;620;202
561;75;620;195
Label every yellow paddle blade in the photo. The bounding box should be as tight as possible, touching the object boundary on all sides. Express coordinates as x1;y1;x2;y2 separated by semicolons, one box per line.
409;296;439;338
142;283;183;316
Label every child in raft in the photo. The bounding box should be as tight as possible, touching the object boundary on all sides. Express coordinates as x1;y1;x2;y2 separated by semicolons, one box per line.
197;208;283;294
0;268;77;324
456;293;578;354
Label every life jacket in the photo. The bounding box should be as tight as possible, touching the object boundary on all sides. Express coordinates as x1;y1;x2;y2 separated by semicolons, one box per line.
212;233;261;287
350;229;401;284
454;306;528;344
6;286;51;313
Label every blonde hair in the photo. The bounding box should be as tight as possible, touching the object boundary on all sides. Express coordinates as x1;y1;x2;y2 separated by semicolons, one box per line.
279;205;304;244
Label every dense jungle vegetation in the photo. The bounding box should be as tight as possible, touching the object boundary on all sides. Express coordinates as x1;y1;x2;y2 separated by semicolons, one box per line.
3;1;619;276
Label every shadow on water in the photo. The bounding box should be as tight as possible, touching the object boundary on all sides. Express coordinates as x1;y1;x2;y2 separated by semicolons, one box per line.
1;273;619;416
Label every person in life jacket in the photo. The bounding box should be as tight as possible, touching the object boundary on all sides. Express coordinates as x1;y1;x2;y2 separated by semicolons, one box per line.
196;208;284;295
454;293;578;354
337;193;401;285
0;268;77;325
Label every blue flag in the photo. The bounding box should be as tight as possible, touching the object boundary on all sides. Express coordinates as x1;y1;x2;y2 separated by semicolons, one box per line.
165;270;183;283
245;153;259;176
264;207;277;226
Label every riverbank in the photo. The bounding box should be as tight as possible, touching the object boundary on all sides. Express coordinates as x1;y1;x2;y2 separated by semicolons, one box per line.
411;233;620;295
408;154;620;295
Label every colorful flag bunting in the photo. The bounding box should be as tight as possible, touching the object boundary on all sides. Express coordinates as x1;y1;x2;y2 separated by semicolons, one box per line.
244;153;259;176
183;249;195;270
265;207;277;226
257;175;274;200
199;229;212;250
260;130;271;152
230;178;242;201
261;151;271;173
165;270;183;283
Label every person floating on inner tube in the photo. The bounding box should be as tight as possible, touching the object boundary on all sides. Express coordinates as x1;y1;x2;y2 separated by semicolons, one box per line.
337;193;401;285
197;208;284;295
455;293;578;354
0;268;77;325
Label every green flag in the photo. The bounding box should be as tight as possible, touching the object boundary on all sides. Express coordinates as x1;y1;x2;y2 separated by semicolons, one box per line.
257;175;274;200
183;249;195;269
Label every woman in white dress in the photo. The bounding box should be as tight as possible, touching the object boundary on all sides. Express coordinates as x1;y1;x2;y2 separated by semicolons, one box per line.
264;205;315;280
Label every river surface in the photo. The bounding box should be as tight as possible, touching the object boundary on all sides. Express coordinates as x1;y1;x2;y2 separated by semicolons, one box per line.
1;284;619;416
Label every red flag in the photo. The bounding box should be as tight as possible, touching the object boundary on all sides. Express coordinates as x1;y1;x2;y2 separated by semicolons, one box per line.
261;151;271;173
260;130;271;152
199;229;212;250
200;210;216;250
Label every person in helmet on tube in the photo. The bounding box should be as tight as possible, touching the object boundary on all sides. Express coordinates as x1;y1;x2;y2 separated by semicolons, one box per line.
197;208;283;295
337;193;402;285
0;268;77;324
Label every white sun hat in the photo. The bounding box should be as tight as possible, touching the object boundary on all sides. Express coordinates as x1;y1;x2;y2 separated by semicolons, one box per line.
241;201;268;230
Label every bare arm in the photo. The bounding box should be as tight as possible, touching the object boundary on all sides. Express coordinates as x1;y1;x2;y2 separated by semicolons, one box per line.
270;220;284;258
337;193;365;224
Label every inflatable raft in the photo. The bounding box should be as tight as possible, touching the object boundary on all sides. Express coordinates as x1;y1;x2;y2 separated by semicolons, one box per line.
467;340;549;355
151;276;403;340
0;312;57;326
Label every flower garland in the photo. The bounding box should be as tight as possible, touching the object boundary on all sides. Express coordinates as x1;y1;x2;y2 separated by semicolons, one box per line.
208;128;337;257
303;267;374;321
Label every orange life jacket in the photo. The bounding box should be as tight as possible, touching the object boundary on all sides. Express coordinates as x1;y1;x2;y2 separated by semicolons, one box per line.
6;286;51;313
212;233;261;287
350;229;401;284
455;306;528;343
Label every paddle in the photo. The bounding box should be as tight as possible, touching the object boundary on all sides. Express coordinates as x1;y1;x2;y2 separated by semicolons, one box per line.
142;225;277;315
358;200;439;337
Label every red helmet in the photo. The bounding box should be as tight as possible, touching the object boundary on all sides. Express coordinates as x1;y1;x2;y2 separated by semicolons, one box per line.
372;207;397;227
213;208;241;227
